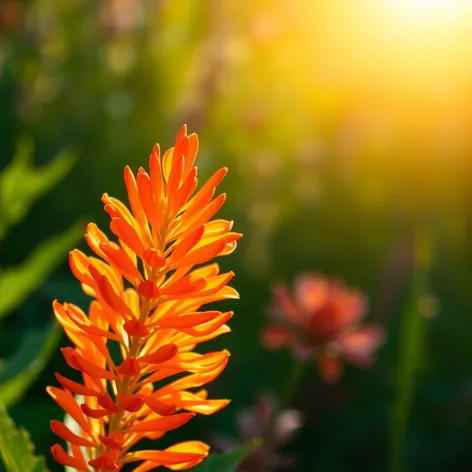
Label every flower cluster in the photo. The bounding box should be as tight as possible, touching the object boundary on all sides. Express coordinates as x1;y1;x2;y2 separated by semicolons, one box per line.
261;273;384;383
214;394;302;472
48;126;241;471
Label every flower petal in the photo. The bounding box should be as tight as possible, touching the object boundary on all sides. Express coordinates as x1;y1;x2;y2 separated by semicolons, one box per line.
260;325;294;349
293;273;329;315
318;353;342;384
338;325;385;366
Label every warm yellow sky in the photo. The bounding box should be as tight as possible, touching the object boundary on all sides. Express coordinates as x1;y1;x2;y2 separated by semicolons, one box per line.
289;0;472;152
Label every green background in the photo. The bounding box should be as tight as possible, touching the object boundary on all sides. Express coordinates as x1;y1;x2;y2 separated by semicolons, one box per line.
1;0;472;470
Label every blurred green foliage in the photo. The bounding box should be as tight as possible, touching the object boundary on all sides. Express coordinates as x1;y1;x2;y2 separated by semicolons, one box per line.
0;222;82;321
0;323;61;408
0;0;472;471
0;137;75;240
193;441;260;472
0;405;48;472
0;138;82;412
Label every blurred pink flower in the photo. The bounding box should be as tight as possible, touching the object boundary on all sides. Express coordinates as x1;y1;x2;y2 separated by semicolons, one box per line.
261;273;385;383
100;0;144;34
0;0;22;33
213;394;302;472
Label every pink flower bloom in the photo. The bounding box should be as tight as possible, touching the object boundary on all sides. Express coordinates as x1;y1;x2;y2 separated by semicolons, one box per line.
261;273;385;383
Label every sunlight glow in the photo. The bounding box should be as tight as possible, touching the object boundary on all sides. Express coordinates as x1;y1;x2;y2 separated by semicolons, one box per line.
395;0;466;8
384;0;471;23
300;0;472;134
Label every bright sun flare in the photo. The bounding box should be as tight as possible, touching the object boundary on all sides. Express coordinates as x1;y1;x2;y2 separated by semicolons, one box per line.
384;0;472;26
386;0;469;14
408;0;460;6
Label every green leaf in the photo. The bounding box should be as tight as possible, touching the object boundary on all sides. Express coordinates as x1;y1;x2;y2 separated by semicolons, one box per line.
0;221;84;320
0;136;75;239
0;323;62;407
192;440;260;472
0;404;49;472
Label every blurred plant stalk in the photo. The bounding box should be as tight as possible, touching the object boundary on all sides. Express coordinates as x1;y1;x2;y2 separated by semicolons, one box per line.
279;359;307;410
390;229;436;472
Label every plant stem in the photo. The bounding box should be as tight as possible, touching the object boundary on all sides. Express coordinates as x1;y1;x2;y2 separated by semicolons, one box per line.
279;359;307;409
389;229;433;472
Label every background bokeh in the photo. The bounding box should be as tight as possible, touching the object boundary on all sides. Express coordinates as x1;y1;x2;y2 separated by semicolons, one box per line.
1;0;472;470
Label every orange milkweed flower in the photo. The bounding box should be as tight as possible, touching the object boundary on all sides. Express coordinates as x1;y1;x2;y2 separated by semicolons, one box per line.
261;273;385;383
48;125;241;471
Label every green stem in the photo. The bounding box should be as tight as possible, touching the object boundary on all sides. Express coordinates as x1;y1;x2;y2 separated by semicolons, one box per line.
261;359;307;453
389;229;433;472
279;359;307;409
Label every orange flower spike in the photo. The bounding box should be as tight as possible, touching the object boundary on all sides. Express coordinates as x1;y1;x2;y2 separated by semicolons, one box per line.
51;444;88;470
177;193;227;242
48;126;239;471
181;133;199;179
149;144;164;202
167;154;185;200
184;167;227;216
143;247;166;269
99;241;143;285
110;217;146;257
170;167;198;218
135;168;159;233
124;165;148;235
